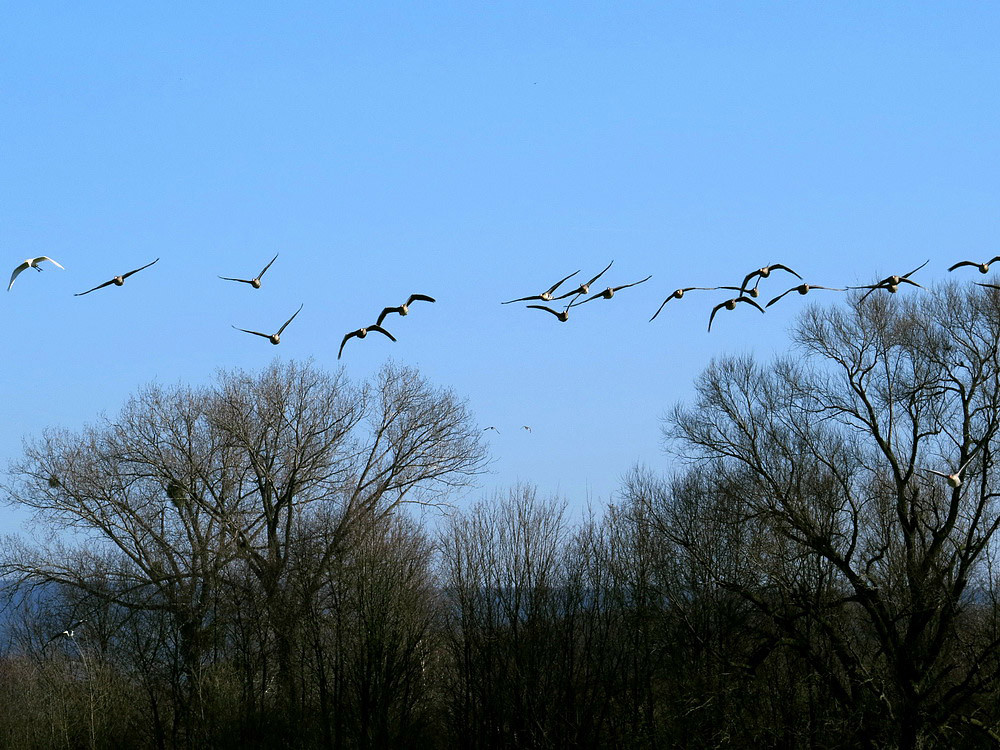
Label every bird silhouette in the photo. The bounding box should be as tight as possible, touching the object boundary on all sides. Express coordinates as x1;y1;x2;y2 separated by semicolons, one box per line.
650;287;724;321
708;296;766;332
765;283;846;308
949;256;1000;274
75;258;159;296
219;253;279;289
376;294;436;326
233;304;303;345
739;264;802;296
851;260;929;301
526;304;574;322
338;324;396;359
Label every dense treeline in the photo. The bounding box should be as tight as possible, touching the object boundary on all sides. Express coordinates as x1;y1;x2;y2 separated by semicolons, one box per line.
4;284;1000;748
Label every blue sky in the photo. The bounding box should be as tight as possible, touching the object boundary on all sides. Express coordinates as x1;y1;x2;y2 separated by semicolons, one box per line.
3;3;1000;529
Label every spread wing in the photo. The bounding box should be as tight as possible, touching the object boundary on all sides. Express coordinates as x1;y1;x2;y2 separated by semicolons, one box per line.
74;279;116;296
405;293;435;306
526;305;561;318
257;253;279;279
7;261;30;291
501;293;545;304
121;257;159;280
737;296;766;313
770;264;802;280
584;260;614;287
544;269;580;295
233;326;271;340
707;302;726;332
37;256;65;270
614;275;652;292
219;276;254;284
338;330;361;359
903;259;930;279
377;306;403;326
765;288;796;308
276;304;304;336
369;324;397;342
948;260;977;271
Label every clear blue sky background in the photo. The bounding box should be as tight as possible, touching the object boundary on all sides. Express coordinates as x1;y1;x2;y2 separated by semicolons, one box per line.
3;3;999;530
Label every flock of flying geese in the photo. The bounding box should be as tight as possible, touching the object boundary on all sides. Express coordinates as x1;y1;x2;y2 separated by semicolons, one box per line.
7;253;436;359
504;256;1000;332
11;253;1000;351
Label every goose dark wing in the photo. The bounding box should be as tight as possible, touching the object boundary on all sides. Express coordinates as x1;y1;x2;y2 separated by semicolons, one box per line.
544;269;580;295
614;275;652;292
526;304;561;318
501;294;544;304
338;330;361;359
369;324;397;342
770;264;802;280
948;260;978;271
219;276;254;284
74;279;116;296
405;293;435;306
377;306;403;326
257;252;279;279
233;326;271;340
121;257;159;280
584;260;614;287
737;296;766;313
276;304;304;336
765;287;796;308
903;259;930;278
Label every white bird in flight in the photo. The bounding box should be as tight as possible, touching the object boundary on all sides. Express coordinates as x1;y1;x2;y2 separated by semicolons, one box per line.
8;256;65;291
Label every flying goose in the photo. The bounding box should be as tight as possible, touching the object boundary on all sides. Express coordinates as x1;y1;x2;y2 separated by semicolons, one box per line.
233;304;303;345
484;426;500;435
502;269;580;304
708;296;766;332
551;261;614;301
576;275;652;304
650;287;725;321
949;256;1000;274
219;253;279;288
376;293;436;326
740;264;802;296
851;260;929;301
526;304;573;322
338;324;396;359
8;256;65;291
765;283;846;308
75;258;159;296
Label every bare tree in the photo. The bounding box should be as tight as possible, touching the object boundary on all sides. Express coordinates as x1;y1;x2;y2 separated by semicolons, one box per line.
2;359;487;746
662;284;1000;747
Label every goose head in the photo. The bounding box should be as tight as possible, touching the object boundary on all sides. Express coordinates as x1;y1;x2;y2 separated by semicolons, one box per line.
796;284;810;295
251;278;262;289
980;264;991;274
113;276;125;286
724;299;738;311
269;334;280;345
